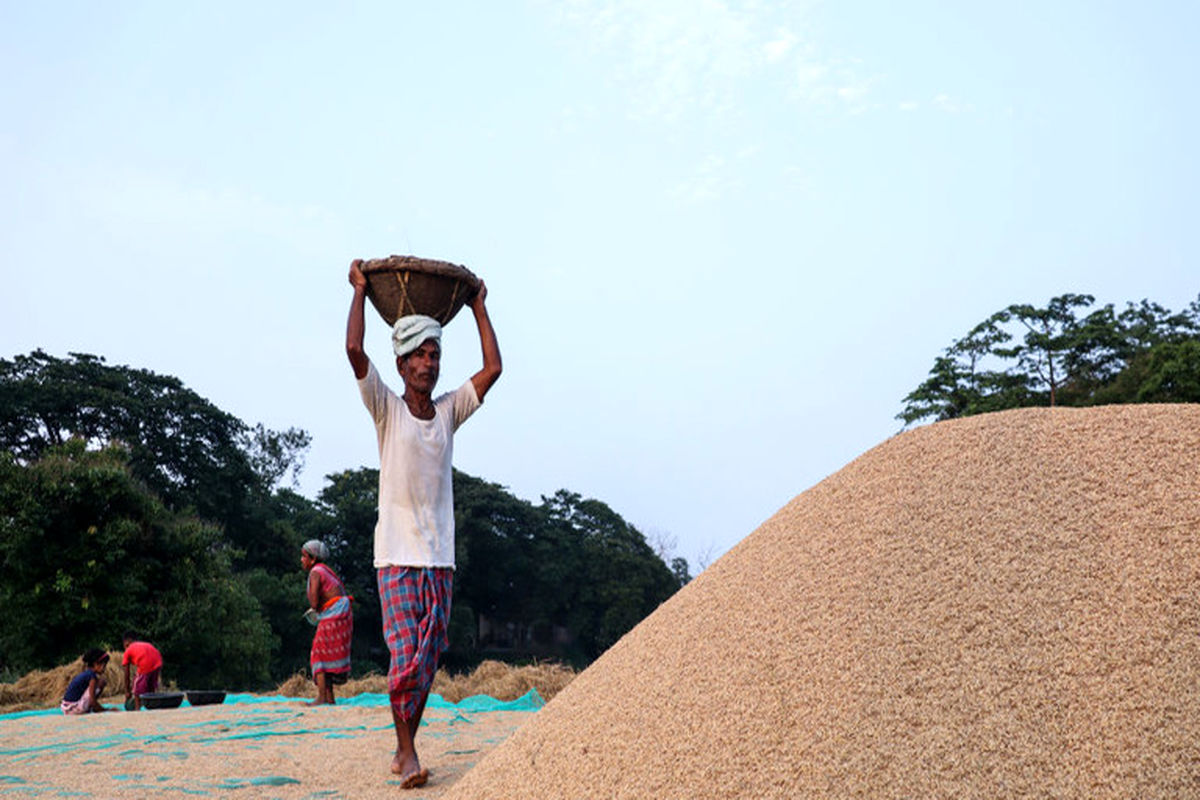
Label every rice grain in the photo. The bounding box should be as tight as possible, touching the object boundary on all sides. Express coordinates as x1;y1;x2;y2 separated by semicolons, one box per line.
445;404;1200;799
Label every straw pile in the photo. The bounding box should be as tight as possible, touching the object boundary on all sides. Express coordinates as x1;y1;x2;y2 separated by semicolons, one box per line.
446;404;1200;799
0;651;130;713
1;659;574;714
432;660;576;703
273;660;574;703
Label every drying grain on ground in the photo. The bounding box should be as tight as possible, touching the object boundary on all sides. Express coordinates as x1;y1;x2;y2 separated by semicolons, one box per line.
446;404;1200;799
0;661;571;798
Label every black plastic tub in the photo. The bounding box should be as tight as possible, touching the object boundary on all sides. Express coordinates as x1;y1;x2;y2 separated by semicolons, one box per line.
140;692;185;710
185;690;227;706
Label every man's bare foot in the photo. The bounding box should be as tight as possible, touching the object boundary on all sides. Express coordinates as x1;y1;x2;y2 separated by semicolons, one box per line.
401;768;429;789
391;751;427;787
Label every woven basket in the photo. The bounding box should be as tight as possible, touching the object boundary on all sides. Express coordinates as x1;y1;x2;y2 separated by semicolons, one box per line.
360;255;481;327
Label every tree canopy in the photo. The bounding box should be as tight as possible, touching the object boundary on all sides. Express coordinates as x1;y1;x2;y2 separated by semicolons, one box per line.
0;350;310;573
0;442;272;688
899;294;1200;426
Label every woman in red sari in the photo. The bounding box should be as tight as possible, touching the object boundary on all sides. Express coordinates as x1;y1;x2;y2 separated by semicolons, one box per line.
301;540;352;704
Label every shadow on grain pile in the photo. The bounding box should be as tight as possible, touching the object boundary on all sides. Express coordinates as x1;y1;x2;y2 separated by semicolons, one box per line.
445;404;1200;799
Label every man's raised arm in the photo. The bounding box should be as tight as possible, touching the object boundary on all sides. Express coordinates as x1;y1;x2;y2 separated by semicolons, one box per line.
346;259;369;380
468;281;502;401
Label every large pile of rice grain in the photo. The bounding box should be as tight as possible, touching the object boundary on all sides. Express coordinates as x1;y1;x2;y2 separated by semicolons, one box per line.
446;404;1200;799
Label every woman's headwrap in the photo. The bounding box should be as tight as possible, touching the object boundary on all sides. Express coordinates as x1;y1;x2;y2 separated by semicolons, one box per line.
392;315;442;358
302;539;329;562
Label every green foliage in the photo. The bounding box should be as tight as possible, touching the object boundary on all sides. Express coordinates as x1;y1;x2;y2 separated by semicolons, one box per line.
239;568;309;682
1001;293;1095;405
540;490;681;658
245;424;312;490
317;468;380;594
1131;340;1200;402
318;469;686;670
0;351;253;523
900;294;1200;425
454;471;545;635
153;569;275;690
0;351;312;574
670;557;692;586
0;442;272;687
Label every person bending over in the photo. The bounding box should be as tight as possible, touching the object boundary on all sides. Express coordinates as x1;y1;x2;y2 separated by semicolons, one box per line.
121;631;162;710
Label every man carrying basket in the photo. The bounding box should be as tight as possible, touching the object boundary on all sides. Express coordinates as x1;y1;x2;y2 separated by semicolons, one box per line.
345;258;501;789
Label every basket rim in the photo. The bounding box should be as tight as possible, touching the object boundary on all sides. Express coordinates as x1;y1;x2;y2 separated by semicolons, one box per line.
360;255;480;287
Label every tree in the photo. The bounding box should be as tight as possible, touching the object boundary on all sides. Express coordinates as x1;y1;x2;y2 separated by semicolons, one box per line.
1000;293;1095;407
899;293;1200;426
0;350;255;518
670;557;692;586
897;318;1035;426
245;424;312;490
452;470;543;657
0;442;273;687
0;350;311;572
1129;340;1200;402
1056;303;1127;403
541;490;680;658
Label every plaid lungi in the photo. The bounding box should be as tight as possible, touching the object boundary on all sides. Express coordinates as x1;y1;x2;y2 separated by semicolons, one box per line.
377;566;453;721
311;596;353;683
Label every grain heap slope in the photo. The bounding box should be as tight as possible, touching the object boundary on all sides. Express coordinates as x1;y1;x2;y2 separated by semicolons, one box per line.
446;404;1200;799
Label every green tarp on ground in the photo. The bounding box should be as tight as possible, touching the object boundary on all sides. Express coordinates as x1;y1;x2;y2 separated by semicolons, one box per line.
0;688;544;723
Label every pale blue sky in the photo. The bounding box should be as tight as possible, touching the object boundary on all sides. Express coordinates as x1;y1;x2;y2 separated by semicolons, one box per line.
3;1;1196;568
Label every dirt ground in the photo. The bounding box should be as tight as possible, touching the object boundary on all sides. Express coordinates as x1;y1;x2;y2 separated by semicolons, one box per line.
0;696;530;798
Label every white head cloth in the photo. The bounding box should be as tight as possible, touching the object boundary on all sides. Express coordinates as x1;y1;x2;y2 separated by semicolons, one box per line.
392;315;442;358
302;539;329;561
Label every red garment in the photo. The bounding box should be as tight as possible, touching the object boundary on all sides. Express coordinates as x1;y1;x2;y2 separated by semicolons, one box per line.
311;596;353;681
309;564;352;682
311;563;345;599
122;641;163;673
377;566;452;721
